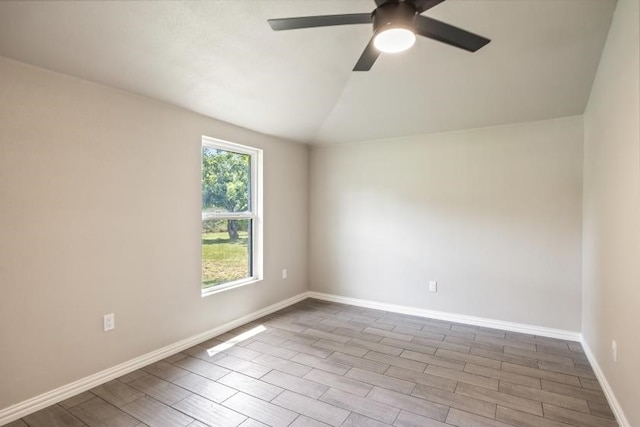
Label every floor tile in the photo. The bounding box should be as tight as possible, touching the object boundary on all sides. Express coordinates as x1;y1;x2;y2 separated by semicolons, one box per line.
412;383;496;419
59;391;96;409
280;340;333;359
567;343;584;354
468;348;539;369
69;397;140;427
218;371;284;401
413;337;471;354
498;381;590;413
320;318;367;333
127;372;192;405
223;392;298;427
435;348;501;369
269;329;318;346
183;345;224;362
174;356;231;381
333;327;385;343
223;345;264;362
90;380;145;407
477;336;536;352
385;366;457;393
173;372;237;403
290;353;349;375
537;360;596;379
254;354;314;377
463;364;539;389
245;341;299;360
251;333;289;347
362;327;414;342
495;406;573;427
142;361;190;382
261;370;328;399
379;338;437;356
393;410;448;427
501;363;581;387
117;370;148;384
271;391;349;427
301;328;351;344
444;336;505;353
447;408;514;427
173;393;246;426
2;420;30;427
312;339;368;357
579;378;602;391
455;382;543;416
392;326;445;341
327;352;389;374
543;403;618;427
399;349;465;371
587;399;616;419
427;365;500;390
364;351;426;372
319;388;398;424
22;405;85;427
303;369;372;397
288;415;331;427
238;419;269;427
163;352;188;364
350;338;404;356
421;326;475;341
367;387;448;422
263;320;307;334
503;346;575;366
346;367;416;394
342;412;393;427
540;380;607;403
212;355;271;379
121;396;193;427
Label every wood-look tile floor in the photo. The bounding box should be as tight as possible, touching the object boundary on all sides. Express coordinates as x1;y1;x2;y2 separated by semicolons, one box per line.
5;299;618;427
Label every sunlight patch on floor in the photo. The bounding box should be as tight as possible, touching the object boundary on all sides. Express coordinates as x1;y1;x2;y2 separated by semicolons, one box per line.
207;324;267;356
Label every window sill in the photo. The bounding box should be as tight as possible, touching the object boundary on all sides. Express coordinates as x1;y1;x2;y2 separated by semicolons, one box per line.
201;277;262;297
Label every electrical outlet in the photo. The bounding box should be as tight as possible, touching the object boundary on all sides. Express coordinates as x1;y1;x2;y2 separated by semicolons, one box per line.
282;269;288;279
103;313;115;332
612;339;617;362
428;281;437;292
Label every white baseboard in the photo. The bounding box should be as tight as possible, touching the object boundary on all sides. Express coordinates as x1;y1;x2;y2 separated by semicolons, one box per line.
307;291;582;342
581;338;630;427
0;291;310;425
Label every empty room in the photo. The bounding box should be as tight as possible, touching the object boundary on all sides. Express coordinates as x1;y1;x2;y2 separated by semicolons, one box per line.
0;1;638;426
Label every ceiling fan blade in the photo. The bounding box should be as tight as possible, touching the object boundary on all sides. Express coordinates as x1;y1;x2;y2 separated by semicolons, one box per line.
406;0;446;14
414;15;490;52
375;0;398;6
353;37;380;71
268;13;371;31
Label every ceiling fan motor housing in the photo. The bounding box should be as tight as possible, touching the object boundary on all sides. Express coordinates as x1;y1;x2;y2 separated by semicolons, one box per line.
372;2;418;35
267;0;490;71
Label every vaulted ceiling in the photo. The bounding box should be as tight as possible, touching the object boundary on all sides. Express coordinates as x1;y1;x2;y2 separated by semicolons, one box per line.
0;0;616;144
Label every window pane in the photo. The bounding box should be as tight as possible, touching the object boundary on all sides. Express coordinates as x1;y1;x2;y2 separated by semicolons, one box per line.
202;147;251;214
202;219;252;288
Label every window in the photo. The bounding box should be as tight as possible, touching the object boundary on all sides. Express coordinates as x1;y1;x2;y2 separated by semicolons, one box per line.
201;137;262;295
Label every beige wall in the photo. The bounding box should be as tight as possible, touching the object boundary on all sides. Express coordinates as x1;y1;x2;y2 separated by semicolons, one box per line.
0;57;309;409
582;0;640;423
310;117;584;331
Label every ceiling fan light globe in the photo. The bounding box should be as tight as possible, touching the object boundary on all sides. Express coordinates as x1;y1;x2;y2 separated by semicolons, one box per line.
373;28;416;53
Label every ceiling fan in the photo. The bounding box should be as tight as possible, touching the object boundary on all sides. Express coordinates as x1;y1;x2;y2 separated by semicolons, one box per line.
268;0;490;71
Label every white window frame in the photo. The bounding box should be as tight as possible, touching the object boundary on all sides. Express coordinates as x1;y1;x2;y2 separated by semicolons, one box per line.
201;136;263;296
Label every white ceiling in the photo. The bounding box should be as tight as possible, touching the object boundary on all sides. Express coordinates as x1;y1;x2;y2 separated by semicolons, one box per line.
0;0;615;144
